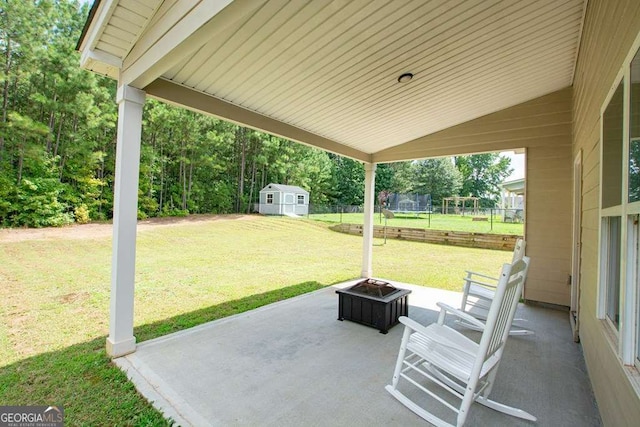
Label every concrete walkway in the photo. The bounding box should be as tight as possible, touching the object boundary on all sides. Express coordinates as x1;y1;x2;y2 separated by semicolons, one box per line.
115;281;601;426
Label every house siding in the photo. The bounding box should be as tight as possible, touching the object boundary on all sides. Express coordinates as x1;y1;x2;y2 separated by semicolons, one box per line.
573;0;640;425
375;88;574;307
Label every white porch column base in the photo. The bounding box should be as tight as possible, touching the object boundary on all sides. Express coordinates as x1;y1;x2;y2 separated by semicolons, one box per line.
361;163;377;278
106;336;137;357
107;84;145;358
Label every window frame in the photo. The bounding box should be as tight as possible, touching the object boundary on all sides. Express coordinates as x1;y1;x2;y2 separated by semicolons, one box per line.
297;194;305;205
266;193;274;205
629;214;640;367
599;76;625;339
598;35;640;370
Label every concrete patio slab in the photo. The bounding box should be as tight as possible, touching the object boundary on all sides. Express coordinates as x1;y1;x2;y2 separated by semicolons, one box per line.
115;281;601;426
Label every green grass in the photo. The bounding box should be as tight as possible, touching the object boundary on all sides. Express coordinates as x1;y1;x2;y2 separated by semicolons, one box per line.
309;211;524;235
0;215;511;425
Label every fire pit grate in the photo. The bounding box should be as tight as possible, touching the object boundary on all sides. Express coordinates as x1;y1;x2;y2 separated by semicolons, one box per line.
348;278;399;298
336;279;411;334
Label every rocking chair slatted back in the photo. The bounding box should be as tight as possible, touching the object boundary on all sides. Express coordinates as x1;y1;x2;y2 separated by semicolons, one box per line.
481;259;527;362
511;238;526;263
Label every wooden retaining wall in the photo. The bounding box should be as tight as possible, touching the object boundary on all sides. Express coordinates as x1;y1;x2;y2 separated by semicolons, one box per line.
330;223;519;251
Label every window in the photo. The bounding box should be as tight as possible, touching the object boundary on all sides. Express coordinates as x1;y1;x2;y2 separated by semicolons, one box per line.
266;193;273;204
630;48;640;368
601;80;624;331
631;139;640;203
599;43;640;368
297;194;305;205
631;50;640;203
632;216;640;366
604;216;621;329
602;82;623;209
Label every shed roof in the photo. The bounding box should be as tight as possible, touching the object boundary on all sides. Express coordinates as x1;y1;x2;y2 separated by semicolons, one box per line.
261;184;309;194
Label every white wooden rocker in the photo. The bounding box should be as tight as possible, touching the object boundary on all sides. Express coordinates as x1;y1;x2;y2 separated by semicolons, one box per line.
459;239;533;336
385;259;536;427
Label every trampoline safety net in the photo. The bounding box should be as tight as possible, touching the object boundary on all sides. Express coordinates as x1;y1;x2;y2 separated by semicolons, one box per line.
384;193;432;213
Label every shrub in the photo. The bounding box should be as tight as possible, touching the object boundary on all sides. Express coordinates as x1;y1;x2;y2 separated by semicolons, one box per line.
12;178;73;228
74;205;91;224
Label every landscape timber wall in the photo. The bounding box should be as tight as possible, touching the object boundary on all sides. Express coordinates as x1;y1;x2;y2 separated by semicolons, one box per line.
330;223;518;251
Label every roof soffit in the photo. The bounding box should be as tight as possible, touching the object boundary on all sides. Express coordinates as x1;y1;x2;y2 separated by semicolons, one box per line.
79;0;586;161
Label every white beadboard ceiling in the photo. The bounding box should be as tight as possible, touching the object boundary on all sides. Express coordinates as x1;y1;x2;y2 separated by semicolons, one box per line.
79;0;585;159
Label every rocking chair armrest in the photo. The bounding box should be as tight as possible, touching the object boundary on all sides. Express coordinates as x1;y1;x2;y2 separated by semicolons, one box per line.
463;277;499;290
464;270;499;282
435;302;486;329
400;315;478;358
398;316;433;336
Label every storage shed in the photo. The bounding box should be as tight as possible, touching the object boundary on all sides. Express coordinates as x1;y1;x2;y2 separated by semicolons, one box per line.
259;184;309;216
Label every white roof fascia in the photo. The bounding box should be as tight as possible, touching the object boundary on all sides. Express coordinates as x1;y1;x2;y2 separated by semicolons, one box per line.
78;0;119;68
121;0;265;89
81;49;123;71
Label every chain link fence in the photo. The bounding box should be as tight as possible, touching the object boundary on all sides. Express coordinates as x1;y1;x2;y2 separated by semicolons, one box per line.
306;205;524;231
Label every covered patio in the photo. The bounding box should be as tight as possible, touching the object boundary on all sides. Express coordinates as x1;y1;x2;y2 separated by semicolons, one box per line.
116;281;600;426
114;282;601;426
77;0;640;425
78;0;581;357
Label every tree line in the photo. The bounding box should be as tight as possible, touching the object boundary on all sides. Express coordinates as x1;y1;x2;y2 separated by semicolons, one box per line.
0;0;512;228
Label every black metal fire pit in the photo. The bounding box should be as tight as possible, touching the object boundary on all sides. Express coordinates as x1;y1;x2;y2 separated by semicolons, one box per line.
336;279;411;334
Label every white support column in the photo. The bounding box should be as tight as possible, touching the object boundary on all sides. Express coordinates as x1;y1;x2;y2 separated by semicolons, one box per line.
107;85;145;357
361;163;377;278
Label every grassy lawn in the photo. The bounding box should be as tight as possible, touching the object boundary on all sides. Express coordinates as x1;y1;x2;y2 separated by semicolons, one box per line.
0;215;511;425
309;211;524;235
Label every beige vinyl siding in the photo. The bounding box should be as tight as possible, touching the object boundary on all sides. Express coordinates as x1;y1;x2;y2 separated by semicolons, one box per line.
373;89;572;162
572;0;640;424
375;88;573;307
525;143;573;304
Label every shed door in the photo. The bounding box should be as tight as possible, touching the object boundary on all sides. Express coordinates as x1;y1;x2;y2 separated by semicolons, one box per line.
284;193;295;214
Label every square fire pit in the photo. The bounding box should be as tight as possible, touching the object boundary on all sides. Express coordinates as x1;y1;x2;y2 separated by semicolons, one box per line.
336;279;411;334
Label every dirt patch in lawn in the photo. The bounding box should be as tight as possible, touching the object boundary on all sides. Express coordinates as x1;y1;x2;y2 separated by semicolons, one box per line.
0;214;259;242
57;292;91;304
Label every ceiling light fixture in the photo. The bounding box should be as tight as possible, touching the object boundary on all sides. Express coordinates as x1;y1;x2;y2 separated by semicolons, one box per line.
397;72;414;83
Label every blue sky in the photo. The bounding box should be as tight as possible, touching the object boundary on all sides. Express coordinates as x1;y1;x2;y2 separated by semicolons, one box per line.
501;151;525;180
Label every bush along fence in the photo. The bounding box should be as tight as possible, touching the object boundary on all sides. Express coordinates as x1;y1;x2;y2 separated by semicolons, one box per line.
330;223;520;251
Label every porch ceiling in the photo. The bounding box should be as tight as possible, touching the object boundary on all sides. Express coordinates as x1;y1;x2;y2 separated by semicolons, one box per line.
78;0;585;162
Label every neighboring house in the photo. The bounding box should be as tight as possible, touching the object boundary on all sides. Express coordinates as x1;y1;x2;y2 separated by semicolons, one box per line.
500;178;525;210
258;184;309;216
78;1;640;424
500;178;525;223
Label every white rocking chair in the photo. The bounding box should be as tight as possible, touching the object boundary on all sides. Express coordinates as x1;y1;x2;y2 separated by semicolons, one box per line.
459;239;532;336
385;259;536;427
